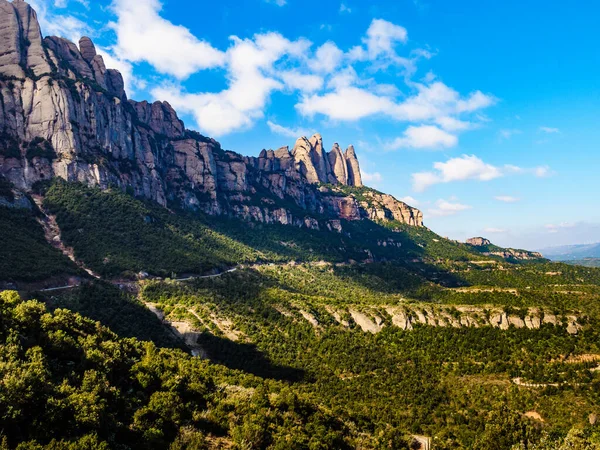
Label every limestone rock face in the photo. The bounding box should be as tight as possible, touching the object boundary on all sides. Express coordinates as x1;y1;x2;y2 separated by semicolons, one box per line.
292;136;321;184
44;37;94;80
0;0;424;232
131;101;184;138
467;237;492;246
0;1;24;78
467;237;544;261
328;144;348;185
308;133;330;182
78;37;97;63
0;0;53;78
359;192;423;227
344;145;362;187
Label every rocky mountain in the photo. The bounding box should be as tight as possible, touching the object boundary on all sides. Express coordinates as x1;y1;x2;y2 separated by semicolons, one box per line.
0;0;422;231
466;236;544;261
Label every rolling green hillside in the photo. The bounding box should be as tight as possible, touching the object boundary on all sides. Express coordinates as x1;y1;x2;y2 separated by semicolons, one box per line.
2;180;600;449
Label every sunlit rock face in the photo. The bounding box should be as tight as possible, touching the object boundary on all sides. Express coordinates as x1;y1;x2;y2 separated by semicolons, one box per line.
0;0;423;229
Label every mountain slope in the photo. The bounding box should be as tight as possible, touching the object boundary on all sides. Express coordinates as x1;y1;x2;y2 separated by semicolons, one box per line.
0;0;421;233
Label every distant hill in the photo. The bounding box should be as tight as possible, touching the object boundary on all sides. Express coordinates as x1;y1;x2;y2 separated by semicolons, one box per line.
539;243;600;261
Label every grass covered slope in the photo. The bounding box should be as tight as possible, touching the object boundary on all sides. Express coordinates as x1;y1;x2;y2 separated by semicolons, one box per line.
0;205;79;282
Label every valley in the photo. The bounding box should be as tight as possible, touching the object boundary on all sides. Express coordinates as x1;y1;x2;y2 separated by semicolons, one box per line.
0;1;599;448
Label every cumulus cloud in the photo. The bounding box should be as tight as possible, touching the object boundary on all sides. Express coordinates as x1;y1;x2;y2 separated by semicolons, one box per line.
412;155;552;192
427;199;472;218
298;81;495;126
102;4;495;138
265;0;287;6
110;0;226;79
361;170;383;185
399;196;419;206
494;195;519;203
267;121;314;138
28;0;91;42
363;19;408;59
152;32;310;136
385;125;458;150
413;155;502;192
309;42;344;73
279;71;324;93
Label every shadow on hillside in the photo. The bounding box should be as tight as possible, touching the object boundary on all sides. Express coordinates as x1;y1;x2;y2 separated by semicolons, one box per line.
40;281;185;350
206;215;470;294
197;333;306;382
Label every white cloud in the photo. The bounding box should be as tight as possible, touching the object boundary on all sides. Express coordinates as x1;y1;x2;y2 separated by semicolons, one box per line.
28;0;91;42
339;3;352;13
309;42;344;73
399;196;419;206
297;80;495;126
540;126;560;133
484;227;506;233
152;32;310;136
110;0;226;79
412;155;502;192
280;71;324;93
297;86;396;121
385;125;458;150
100;5;495;139
435;116;473;131
361;171;383;184
427;199;471;217
412;155;553;192
267;121;313;138
265;0;287;6
494;195;519;203
363;19;408;59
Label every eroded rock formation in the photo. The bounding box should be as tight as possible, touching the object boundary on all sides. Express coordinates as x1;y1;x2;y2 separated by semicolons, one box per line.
0;0;423;231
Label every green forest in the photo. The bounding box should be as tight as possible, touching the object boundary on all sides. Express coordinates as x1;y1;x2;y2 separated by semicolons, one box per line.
1;180;600;449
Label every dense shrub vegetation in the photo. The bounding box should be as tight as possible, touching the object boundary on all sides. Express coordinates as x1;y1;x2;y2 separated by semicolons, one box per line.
2;180;600;448
0;206;79;282
0;291;355;449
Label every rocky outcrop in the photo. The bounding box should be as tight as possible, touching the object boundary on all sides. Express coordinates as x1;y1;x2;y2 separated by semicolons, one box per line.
0;0;423;233
467;237;544;261
467;237;491;246
328;144;348;185
322;304;582;335
345;145;362;187
0;0;52;78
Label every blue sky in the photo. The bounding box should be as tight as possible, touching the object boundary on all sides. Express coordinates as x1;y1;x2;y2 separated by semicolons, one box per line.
27;0;600;249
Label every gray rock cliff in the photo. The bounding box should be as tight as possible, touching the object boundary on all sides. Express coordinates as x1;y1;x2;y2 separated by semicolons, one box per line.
0;0;423;231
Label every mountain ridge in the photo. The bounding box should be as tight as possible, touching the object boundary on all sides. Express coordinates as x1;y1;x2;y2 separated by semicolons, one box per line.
0;0;423;231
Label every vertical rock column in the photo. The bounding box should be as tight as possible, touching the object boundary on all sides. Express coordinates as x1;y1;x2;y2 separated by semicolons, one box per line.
344;145;362;187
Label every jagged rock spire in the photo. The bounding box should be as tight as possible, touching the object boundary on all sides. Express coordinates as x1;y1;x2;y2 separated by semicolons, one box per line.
344;145;362;187
289;134;363;187
328;143;348;185
0;0;52;78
